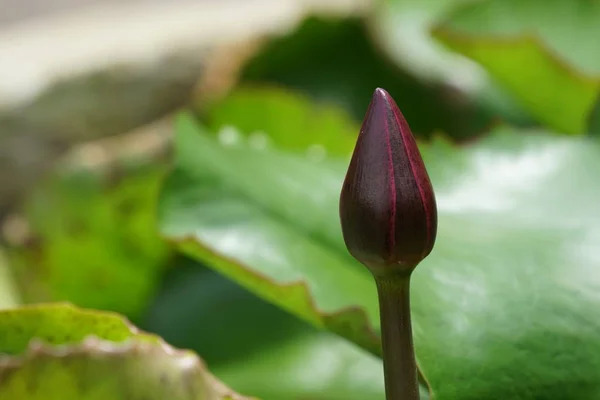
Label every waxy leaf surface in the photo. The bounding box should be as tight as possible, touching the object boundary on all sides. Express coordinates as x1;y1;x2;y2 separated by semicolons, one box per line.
160;88;600;398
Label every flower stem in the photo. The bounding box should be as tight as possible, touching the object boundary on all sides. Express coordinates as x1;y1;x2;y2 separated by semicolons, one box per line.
375;274;419;400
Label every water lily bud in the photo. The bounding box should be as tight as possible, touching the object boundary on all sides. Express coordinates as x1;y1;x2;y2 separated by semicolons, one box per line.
340;88;437;276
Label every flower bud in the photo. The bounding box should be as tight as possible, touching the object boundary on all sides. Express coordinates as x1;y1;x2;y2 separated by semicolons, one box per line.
340;88;437;276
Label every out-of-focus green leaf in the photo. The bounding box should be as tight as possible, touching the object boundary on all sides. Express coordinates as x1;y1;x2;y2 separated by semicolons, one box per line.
143;258;303;365
433;0;600;134
0;303;155;353
202;87;357;157
240;18;490;139
7;164;170;320
365;0;532;129
143;262;397;400
214;332;386;400
0;249;20;309
587;94;600;136
0;303;253;400
370;0;481;87
160;88;600;399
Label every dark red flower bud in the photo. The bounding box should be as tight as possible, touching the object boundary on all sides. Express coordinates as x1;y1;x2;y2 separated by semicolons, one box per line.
340;88;437;277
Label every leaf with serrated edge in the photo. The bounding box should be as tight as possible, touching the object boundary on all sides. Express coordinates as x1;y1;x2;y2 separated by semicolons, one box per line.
160;112;381;353
160;87;600;398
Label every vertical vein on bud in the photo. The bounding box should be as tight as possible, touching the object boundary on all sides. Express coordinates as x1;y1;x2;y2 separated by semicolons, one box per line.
383;104;398;261
390;98;434;259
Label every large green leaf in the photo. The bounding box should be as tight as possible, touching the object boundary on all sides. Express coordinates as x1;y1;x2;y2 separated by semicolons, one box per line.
0;303;252;399
159;88;600;398
433;0;600;134
160;113;381;355
414;129;600;399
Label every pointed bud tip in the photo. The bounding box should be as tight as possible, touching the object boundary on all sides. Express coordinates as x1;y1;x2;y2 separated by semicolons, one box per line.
372;88;391;107
340;88;438;277
373;87;387;97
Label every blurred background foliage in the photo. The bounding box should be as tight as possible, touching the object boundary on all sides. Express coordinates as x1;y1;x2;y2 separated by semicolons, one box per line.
1;0;599;399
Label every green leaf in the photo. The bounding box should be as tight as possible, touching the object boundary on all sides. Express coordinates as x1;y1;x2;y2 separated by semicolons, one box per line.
7;162;170;319
0;249;20;309
0;303;157;354
144;263;394;400
160;112;381;355
433;0;600;134
0;303;253;400
160;88;600;398
587;94;600;135
371;0;482;87
214;332;389;400
239;18;495;139
202;87;357;157
414;128;600;399
369;0;531;127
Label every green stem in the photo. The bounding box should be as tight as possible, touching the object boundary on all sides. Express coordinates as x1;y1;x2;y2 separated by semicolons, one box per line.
375;274;419;400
